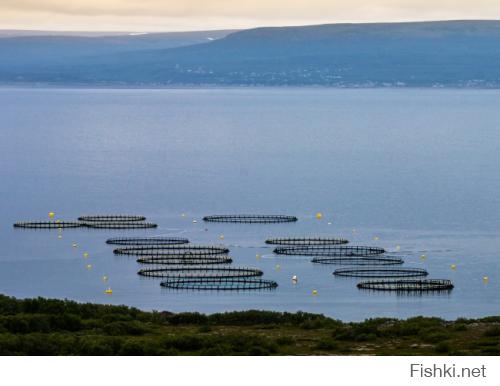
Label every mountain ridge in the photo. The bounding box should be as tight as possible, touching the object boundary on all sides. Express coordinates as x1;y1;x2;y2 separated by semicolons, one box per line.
1;20;500;87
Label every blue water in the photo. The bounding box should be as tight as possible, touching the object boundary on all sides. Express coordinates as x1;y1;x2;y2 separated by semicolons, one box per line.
0;87;499;321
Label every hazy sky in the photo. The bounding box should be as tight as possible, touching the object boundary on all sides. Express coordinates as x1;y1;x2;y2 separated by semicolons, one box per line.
2;0;500;31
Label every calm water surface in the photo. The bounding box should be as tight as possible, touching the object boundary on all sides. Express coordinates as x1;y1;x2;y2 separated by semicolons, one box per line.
0;88;499;321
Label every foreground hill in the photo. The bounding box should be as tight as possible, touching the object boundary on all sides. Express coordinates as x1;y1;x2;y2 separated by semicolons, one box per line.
0;294;499;355
1;21;500;87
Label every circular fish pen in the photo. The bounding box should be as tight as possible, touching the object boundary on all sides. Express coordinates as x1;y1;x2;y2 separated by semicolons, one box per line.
136;256;233;265
160;277;278;291
203;215;298;223
357;279;454;292
13;221;82;229
78;215;146;222
106;237;189;246
274;245;385;257
114;245;229;256
138;266;263;278
265;237;349;246
311;256;404;265
334;267;428;278
83;222;157;229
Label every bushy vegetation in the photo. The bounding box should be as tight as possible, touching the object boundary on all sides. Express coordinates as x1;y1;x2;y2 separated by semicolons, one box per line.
0;294;499;355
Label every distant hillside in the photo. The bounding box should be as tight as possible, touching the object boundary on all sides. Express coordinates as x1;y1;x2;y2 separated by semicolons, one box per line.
1;21;500;87
0;30;234;72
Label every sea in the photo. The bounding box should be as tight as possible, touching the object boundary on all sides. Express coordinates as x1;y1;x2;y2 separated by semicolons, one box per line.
1;87;499;321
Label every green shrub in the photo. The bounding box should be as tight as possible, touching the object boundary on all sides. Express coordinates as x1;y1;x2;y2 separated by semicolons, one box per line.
315;338;338;350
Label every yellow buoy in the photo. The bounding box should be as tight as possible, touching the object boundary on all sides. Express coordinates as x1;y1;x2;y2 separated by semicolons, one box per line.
420;254;427;260
57;234;62;239
181;213;186;217
315;212;323;220
48;212;55;219
219;234;224;240
373;236;379;241
312;289;318;296
395;245;401;251
86;264;92;270
275;264;281;271
102;275;108;282
255;254;261;259
83;252;89;258
483;276;489;283
104;288;113;294
451;264;457;270
72;242;78;248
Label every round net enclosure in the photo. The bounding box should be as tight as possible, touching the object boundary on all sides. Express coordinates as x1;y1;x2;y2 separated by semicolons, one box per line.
274;245;385;257
160;277;278;290
114;245;229;256
136;256;233;265
203;215;298;223
311;256;404;265
13;221;82;229
83;222;157;229
357;279;454;291
138;266;263;278
78;215;146;222
265;237;349;246
333;267;428;278
106;237;189;246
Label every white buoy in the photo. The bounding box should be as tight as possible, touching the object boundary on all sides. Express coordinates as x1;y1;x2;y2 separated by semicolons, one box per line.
292;275;298;283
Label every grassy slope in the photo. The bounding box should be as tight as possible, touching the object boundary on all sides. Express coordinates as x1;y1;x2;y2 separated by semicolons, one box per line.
0;294;499;355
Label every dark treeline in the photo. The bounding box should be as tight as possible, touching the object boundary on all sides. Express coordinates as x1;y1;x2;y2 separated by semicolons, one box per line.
0;294;499;355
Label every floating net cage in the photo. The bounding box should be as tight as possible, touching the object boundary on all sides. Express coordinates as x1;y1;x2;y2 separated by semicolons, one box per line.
311;256;404;265
357;279;454;292
203;215;298;224
334;267;428;278
138;266;263;278
106;237;189;246
160;277;278;291
13;221;82;229
136;256;233;265
114;245;229;256
83;222;157;229
274;245;385;257
265;237;349;246
78;215;146;222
